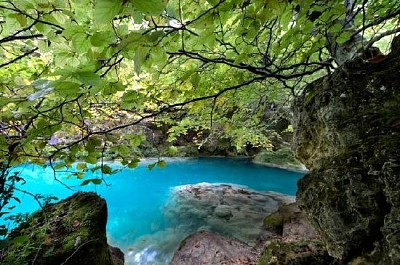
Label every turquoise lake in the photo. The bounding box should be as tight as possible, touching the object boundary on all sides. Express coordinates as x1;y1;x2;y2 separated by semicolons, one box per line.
2;158;304;264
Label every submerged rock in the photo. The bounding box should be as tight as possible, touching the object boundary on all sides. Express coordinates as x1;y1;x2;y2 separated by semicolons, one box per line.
0;192;123;265
293;36;400;264
171;201;330;265
164;183;295;245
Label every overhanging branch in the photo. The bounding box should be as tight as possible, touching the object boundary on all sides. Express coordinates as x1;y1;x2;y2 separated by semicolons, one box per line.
0;47;39;68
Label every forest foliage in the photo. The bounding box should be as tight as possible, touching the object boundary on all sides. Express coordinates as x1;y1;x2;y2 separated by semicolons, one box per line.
0;0;399;230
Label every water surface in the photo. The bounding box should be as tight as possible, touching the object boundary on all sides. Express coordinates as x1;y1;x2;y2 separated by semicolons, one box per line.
3;157;303;264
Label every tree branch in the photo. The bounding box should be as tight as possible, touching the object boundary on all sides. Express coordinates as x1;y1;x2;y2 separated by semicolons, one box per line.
0;47;39;68
365;27;400;51
0;34;44;43
352;7;400;37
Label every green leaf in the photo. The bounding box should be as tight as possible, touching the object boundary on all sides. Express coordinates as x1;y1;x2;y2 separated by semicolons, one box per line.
92;179;102;184
167;146;178;155
206;0;218;5
134;47;148;74
94;0;123;24
130;0;166;15
328;24;344;33
81;178;102;186
80;180;90;186
190;73;201;88
84;155;98;164
53;81;81;96
148;163;156;170
75;172;84;179
119;145;130;155
157;160;167;168
71;32;90;53
101;165;112;174
76;163;88;170
124;134;144;147
53;163;66;170
73;71;101;86
90;31;113;47
127;158;141;168
128;161;138;168
336;31;353;44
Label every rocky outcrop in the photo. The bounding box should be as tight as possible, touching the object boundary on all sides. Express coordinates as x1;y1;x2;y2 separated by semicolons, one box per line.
0;192;124;265
293;36;400;264
170;231;258;265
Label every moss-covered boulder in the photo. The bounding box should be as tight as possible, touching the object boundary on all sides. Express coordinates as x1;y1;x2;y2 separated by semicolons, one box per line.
0;192;123;265
259;203;336;265
293;35;400;264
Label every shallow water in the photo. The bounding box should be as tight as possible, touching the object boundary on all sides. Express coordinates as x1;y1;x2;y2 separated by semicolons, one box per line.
2;157;303;264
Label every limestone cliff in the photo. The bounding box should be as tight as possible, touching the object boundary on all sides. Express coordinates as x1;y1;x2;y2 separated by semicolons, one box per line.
293;36;400;264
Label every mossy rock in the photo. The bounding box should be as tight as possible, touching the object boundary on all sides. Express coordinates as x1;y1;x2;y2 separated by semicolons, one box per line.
254;148;305;170
263;212;284;234
258;239;338;265
1;192;120;265
263;203;302;235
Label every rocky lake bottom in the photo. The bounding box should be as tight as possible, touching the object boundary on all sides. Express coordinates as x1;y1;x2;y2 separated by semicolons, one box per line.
126;183;295;264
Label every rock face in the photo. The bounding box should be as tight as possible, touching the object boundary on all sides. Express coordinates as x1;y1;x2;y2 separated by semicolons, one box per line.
293;36;400;264
170;231;258;265
1;192;124;265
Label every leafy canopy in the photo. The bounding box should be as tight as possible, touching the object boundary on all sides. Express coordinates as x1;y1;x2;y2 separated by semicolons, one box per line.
0;0;399;218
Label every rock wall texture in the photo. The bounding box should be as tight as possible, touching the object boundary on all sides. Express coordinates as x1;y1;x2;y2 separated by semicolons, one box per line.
293;36;400;264
0;192;124;265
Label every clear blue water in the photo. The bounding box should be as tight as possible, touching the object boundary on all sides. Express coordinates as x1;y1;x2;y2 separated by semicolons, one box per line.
2;157;303;264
